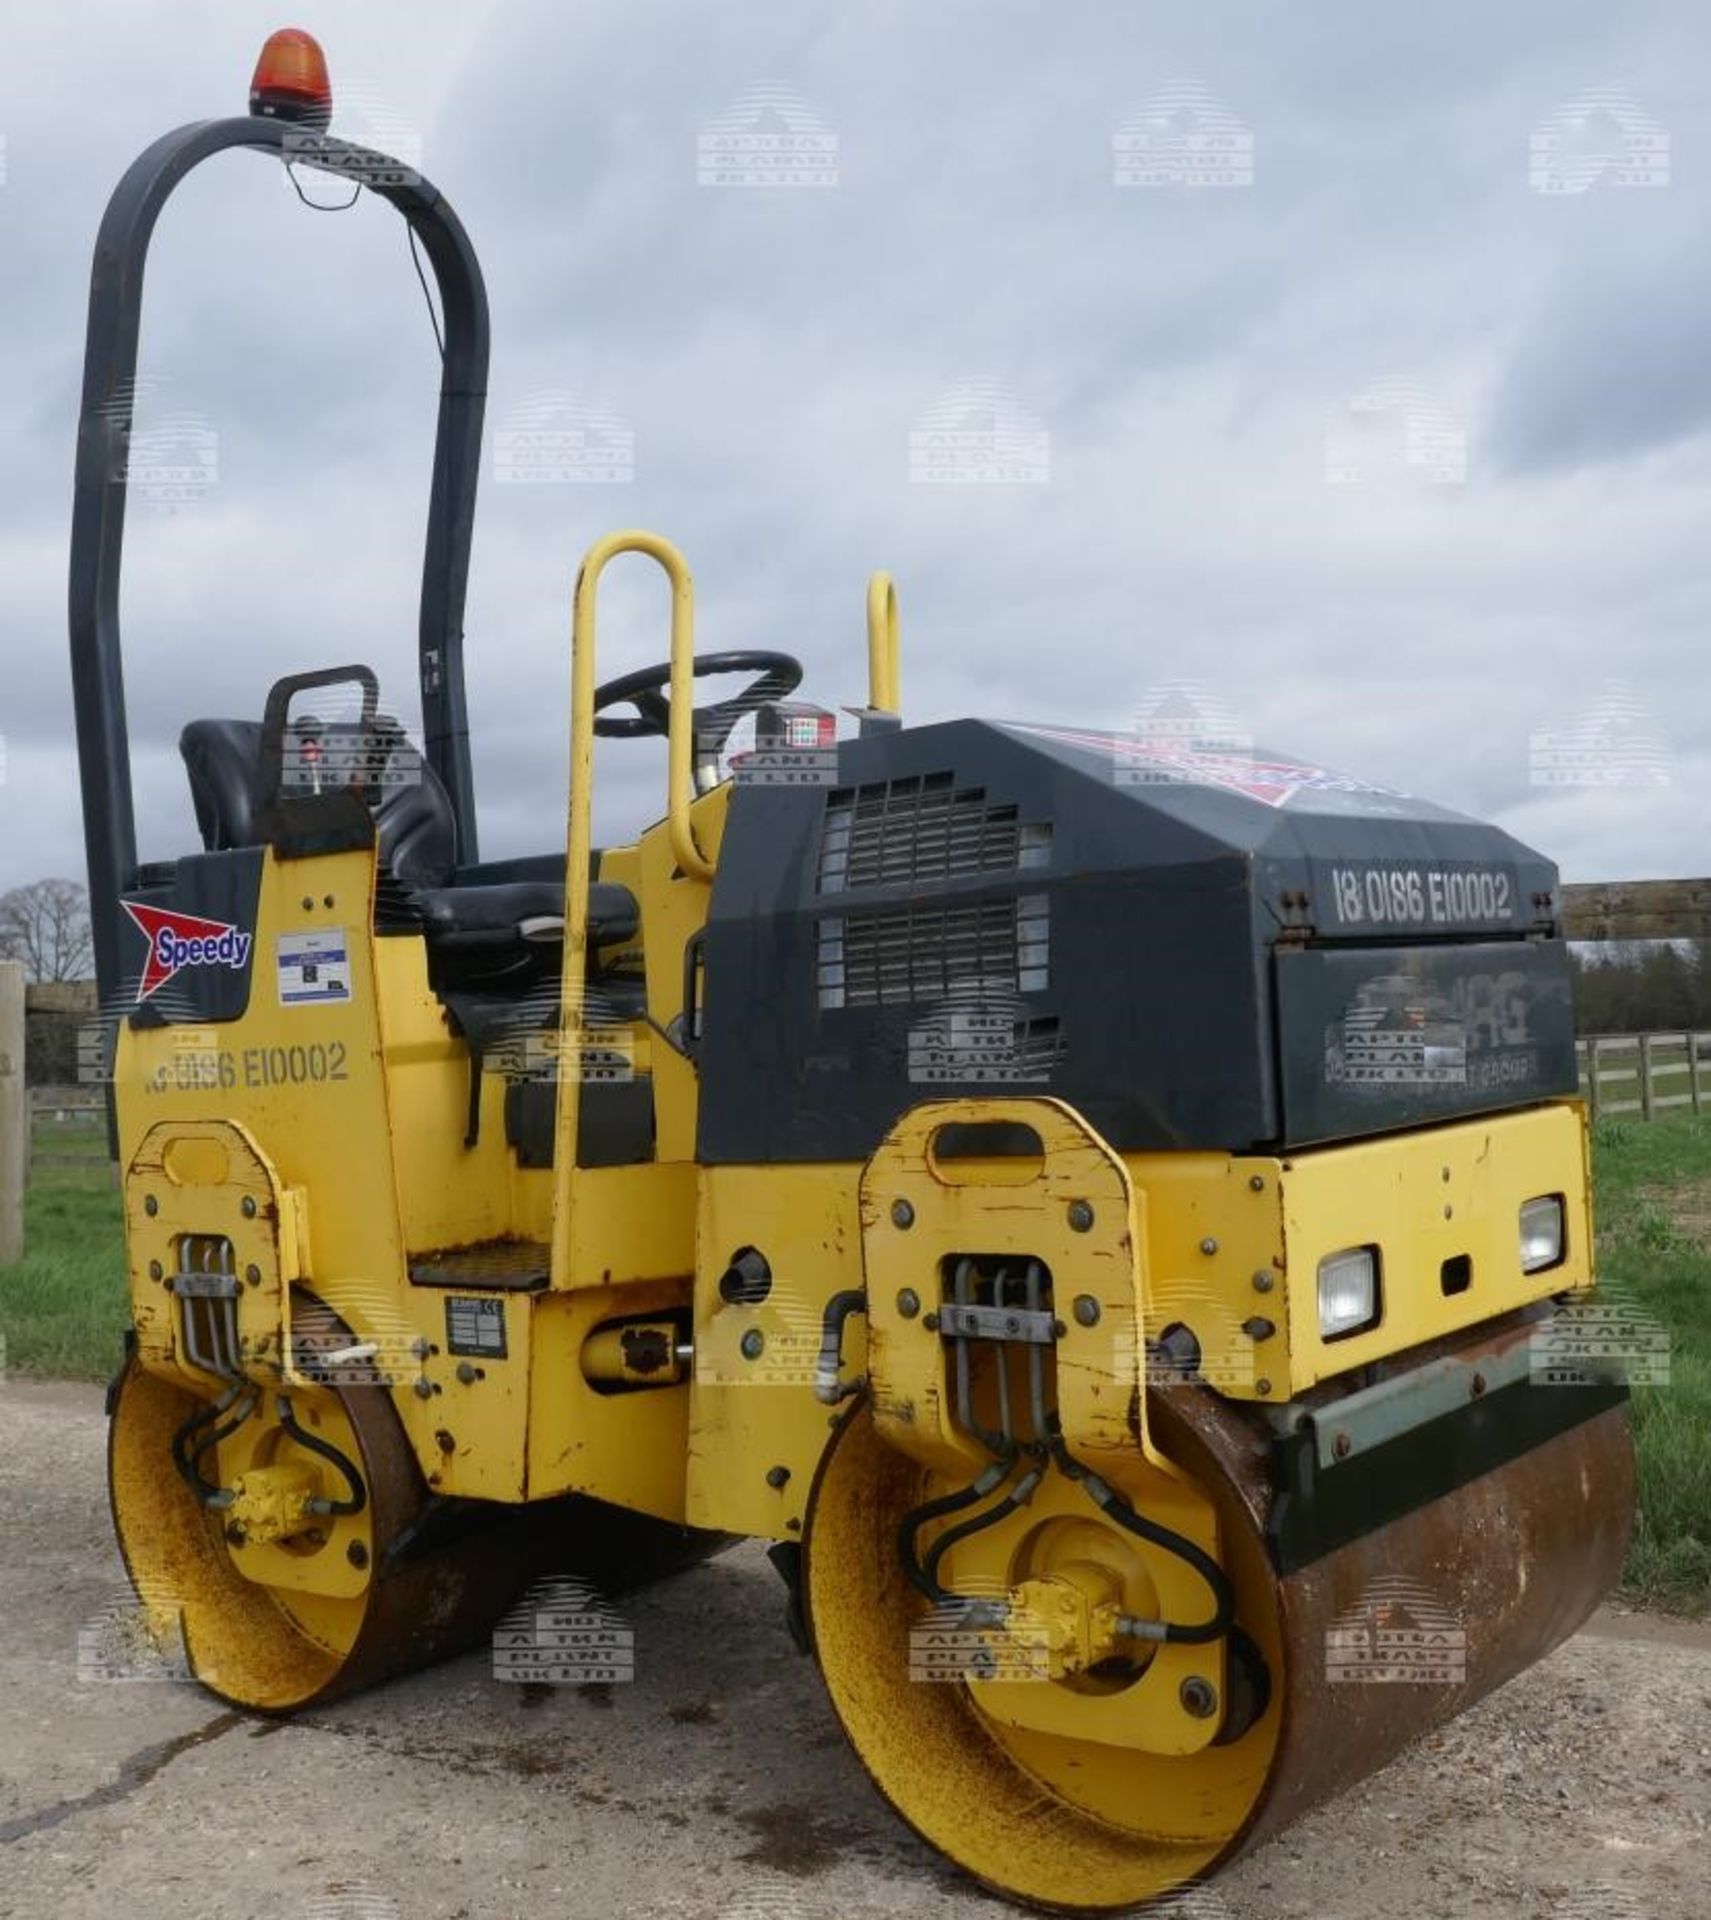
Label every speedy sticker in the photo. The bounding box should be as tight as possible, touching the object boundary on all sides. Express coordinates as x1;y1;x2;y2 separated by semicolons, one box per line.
277;929;352;1008
122;902;254;1002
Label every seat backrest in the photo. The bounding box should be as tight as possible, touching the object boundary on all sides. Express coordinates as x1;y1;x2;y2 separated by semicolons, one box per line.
179;716;457;886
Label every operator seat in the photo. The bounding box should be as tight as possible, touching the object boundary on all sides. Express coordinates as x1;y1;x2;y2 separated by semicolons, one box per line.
178;717;639;981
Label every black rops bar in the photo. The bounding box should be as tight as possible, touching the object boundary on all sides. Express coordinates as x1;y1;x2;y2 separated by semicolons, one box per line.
67;116;489;1011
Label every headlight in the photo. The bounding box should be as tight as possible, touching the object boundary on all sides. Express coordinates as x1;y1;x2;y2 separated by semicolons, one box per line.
1317;1246;1380;1339
1520;1194;1565;1273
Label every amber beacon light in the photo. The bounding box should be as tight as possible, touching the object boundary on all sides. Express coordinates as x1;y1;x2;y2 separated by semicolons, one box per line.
248;27;333;129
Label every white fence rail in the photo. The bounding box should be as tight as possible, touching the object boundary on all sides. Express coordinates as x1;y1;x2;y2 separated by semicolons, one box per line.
1578;1032;1711;1121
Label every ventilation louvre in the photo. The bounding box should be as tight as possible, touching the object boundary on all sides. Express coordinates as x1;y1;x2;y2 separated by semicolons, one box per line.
818;894;1049;1009
818;773;1050;894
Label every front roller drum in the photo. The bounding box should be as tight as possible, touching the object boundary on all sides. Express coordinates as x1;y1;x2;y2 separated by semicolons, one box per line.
803;1391;1634;1914
109;1352;725;1713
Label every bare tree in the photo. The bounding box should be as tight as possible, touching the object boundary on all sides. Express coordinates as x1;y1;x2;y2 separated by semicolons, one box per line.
0;879;94;982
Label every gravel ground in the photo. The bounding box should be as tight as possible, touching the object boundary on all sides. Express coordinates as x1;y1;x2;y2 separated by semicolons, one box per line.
1;1379;1705;1920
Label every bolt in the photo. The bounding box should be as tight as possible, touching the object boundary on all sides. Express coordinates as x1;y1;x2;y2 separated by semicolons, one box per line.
1252;1270;1274;1293
1241;1316;1276;1341
1072;1295;1101;1328
456;1361;478;1385
148;1259;163;1281
301;896;314;911
1471;1372;1487;1398
740;1329;766;1361
323;895;335;909
891;1198;915;1230
413;1378;434;1400
241;1196;258;1219
143;1194;158;1217
1180;1676;1218;1719
1255;1378;1272;1396
245;1264;261;1287
922;1311;940;1332
1441;1166;1451;1183
1333;1432;1353;1460
225;1522;247;1547
1248;1174;1266;1192
435;1430;456;1453
347;1540;370;1569
896;1288;921;1320
1444;1204;1453;1220
1199;1237;1218;1256
765;1465;791;1489
1067;1200;1095;1233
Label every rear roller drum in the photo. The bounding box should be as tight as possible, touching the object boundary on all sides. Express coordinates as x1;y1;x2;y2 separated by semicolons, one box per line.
109;1353;549;1712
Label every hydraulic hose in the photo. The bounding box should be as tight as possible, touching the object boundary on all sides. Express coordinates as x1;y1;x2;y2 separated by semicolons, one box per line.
275;1394;368;1516
1052;1434;1235;1645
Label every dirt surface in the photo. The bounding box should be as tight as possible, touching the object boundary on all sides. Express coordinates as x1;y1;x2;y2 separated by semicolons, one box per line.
2;1378;1706;1920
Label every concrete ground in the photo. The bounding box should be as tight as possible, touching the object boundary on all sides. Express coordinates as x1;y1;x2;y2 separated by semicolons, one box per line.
1;1378;1705;1920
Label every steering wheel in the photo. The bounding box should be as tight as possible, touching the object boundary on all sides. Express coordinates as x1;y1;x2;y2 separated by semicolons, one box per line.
592;650;804;751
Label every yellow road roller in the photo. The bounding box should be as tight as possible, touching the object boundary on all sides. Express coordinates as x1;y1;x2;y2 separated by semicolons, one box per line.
67;31;1634;1912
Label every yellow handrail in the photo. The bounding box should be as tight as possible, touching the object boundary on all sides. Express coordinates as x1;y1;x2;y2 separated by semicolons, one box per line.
555;531;705;1201
867;570;901;714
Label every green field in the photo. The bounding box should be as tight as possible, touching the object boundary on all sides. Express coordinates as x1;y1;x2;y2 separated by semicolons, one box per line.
3;1112;1708;1610
0;1123;123;1382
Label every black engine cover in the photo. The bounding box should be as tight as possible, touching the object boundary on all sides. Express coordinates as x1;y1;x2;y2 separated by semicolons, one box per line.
696;720;1575;1163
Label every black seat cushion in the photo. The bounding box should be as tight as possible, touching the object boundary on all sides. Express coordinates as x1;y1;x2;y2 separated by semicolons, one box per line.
410;881;637;948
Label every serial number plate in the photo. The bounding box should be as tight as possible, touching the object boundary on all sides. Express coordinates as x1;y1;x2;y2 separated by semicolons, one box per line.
445;1296;507;1359
1319;862;1520;931
144;1041;350;1095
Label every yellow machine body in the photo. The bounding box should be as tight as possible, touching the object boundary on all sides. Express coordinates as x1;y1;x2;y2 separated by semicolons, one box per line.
105;530;1632;1911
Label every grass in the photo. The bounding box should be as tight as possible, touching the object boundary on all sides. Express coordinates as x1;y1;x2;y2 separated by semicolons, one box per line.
1588;1113;1711;1612
2;1113;1708;1611
0;1125;125;1383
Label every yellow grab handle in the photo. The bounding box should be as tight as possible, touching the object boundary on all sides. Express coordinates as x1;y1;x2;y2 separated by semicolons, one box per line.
867;570;901;715
555;530;705;1211
568;531;712;929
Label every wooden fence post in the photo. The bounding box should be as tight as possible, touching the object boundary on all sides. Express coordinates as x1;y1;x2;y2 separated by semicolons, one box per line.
0;962;24;1265
1691;1032;1705;1117
1585;1038;1601;1122
1639;1033;1655;1122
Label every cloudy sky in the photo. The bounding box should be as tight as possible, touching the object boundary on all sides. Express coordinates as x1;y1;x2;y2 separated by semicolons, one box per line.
3;0;1709;898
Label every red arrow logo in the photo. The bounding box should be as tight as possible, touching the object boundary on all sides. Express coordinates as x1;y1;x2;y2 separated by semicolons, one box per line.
121;901;255;1002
